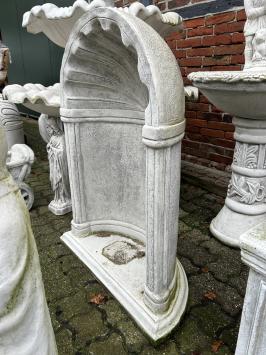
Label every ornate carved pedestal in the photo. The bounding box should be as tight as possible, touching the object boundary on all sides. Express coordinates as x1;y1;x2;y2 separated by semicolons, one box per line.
211;117;266;247
236;222;266;354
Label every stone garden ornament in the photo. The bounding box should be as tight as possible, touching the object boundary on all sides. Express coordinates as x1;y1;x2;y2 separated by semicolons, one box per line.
235;222;266;354
59;1;188;341
0;126;57;354
39;114;71;215
6;143;35;210
189;0;266;248
3;84;71;215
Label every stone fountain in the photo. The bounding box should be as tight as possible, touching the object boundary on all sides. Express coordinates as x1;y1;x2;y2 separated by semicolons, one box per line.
189;2;266;248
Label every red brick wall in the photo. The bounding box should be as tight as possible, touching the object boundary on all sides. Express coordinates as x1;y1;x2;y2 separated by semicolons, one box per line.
155;0;210;12
114;0;245;170
166;9;246;170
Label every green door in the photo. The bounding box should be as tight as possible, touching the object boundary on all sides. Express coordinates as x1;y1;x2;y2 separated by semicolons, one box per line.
0;0;74;86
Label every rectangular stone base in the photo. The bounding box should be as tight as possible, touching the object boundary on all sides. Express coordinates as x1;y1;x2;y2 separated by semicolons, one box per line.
61;231;188;341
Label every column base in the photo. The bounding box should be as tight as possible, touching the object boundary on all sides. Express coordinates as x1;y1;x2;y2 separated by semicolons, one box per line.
48;200;72;215
61;230;188;341
210;205;266;248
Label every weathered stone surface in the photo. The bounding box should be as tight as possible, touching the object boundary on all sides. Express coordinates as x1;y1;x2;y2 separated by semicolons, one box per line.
191;303;233;338
141;341;178;355
189;273;243;316
69;310;109;345
102;240;145;265
24;119;246;354
89;333;126;355
117;320;149;353
175;318;213;353
59;1;188;341
55;328;74;355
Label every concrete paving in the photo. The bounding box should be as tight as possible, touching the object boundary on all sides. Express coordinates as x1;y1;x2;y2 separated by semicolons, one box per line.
24;117;247;355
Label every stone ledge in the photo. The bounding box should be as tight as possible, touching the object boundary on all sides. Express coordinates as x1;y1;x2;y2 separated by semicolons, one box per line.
181;160;230;198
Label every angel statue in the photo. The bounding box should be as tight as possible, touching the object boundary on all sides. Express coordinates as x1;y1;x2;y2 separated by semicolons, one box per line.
39;114;72;215
244;0;266;69
0;125;57;354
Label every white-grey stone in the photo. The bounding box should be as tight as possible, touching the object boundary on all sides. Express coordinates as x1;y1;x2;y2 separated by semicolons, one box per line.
0;96;24;149
102;240;145;265
188;2;266;248
60;3;188;341
0;126;57;355
2;87;72;215
244;0;266;71
22;0;183;48
236;222;266;355
39;114;71;215
6;143;35;210
3;83;60;117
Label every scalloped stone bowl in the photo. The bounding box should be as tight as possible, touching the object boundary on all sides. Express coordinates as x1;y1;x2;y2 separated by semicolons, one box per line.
188;70;266;248
188;71;266;120
3;83;60;117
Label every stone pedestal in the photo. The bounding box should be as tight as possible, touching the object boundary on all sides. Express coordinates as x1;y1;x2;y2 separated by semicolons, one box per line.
236;222;266;354
60;5;188;340
211;117;266;248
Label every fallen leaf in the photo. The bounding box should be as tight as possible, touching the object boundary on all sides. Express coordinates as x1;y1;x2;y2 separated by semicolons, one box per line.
201;266;209;273
204;291;217;301
89;293;107;305
211;340;223;353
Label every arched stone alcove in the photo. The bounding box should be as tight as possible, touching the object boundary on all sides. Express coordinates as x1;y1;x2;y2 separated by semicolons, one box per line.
60;6;188;340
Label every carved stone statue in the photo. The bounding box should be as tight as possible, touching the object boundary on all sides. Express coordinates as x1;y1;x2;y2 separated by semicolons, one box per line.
0;126;57;354
244;0;266;70
38;114;71;215
6;143;35;210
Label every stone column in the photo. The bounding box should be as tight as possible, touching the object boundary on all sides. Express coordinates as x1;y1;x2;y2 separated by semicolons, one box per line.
143;123;185;314
210;117;266;248
236;222;266;355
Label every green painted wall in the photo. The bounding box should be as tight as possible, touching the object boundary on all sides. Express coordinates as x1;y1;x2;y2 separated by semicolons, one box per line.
0;0;74;86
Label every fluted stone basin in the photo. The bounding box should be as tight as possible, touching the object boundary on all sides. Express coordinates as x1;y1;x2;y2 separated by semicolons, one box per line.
3;83;60;117
188;71;266;247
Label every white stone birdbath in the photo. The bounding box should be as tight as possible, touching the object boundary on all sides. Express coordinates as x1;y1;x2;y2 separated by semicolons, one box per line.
188;3;266;248
2;84;72;215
